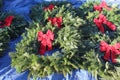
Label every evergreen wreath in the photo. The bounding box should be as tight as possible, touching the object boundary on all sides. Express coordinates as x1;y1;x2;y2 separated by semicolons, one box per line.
77;1;120;80
0;12;28;57
30;1;69;21
30;2;84;27
10;1;120;80
10;3;84;78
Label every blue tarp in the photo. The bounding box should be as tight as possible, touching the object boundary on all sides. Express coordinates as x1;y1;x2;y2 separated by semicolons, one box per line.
0;0;119;80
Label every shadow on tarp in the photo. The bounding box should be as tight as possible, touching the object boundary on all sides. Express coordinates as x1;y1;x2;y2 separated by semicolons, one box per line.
0;36;95;80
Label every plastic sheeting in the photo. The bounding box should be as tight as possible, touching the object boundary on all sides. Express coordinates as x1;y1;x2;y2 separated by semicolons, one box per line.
0;0;119;80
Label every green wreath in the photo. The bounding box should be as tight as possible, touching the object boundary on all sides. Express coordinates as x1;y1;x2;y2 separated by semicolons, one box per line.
0;12;28;57
10;3;84;78
77;1;120;80
30;2;84;27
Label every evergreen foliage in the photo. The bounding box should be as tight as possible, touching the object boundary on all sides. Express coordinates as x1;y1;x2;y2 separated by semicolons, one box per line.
0;12;28;56
10;2;84;78
77;1;120;80
9;1;120;80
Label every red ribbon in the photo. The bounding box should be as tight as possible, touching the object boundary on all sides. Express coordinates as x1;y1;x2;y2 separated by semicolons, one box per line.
100;41;120;63
0;16;14;28
94;1;112;12
38;30;54;55
43;4;55;11
94;14;116;33
48;17;62;28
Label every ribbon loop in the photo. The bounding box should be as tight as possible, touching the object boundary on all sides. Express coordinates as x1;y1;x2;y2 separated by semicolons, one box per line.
38;30;54;55
94;14;116;33
100;41;120;63
48;17;62;28
0;16;14;28
94;1;112;12
43;4;55;11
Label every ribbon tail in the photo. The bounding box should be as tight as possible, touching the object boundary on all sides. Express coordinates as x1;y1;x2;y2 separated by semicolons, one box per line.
96;22;105;33
94;18;105;33
47;42;52;51
106;21;116;31
103;49;111;61
111;51;117;63
39;43;46;55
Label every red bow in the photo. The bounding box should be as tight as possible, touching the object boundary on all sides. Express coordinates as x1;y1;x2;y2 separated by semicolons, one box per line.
48;17;62;28
38;30;54;55
94;1;112;12
100;41;120;63
43;4;55;11
0;16;14;28
94;14;116;33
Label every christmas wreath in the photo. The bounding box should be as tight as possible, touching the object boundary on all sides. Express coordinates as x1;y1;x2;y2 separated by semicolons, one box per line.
10;1;120;80
10;2;84;78
0;12;28;56
30;1;71;22
76;1;120;80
